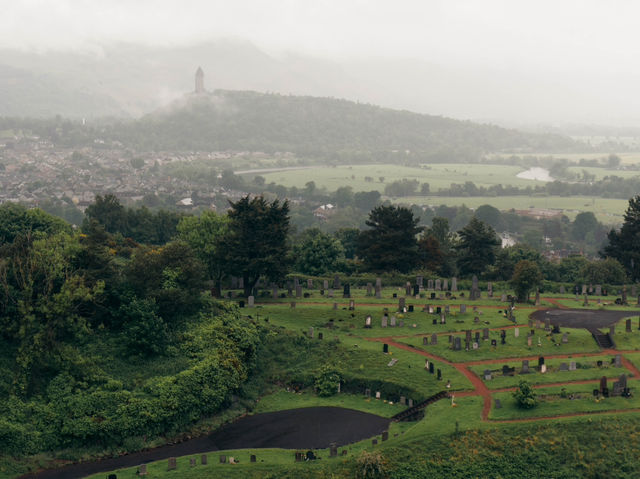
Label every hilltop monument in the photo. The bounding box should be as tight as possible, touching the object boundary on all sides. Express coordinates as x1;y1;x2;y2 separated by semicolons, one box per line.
195;67;205;94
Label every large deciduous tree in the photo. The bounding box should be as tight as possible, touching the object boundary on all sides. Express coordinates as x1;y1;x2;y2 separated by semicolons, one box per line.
603;195;640;281
511;260;543;302
358;205;422;273
223;195;291;297
455;217;500;276
293;228;345;275
176;211;229;297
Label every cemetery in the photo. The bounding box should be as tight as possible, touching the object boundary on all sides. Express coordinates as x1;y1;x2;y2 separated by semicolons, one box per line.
87;278;640;479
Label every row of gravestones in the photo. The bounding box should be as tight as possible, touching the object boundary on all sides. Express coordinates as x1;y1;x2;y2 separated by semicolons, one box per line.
364;387;415;408
133;454;259;473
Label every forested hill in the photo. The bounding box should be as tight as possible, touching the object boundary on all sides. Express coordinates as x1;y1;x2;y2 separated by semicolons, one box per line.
108;90;577;159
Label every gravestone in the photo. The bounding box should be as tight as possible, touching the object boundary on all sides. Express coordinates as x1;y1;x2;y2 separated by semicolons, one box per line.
622;286;628;305
521;360;529;373
595;284;602;296
251;455;257;463
475;331;480;342
429;362;435;374
190;458;196;467
466;330;472;344
535;290;540;306
365;388;371;397
328;289;334;298
582;284;587;294
540;364;547;373
559;362;569;371
417;275;424;287
615;354;622;367
583;293;589;306
569;361;577;371
445;305;450;314
139;464;148;475
435;279;442;291
559;285;565;294
323;279;329;290
627;319;632;333
238;277;244;289
168;457;177;470
437;368;442;379
495;398;502;409
372;439;378;446
308;327;314;338
332;302;337;310
398;297;406;311
400;396;406;405
390;316;397;327
318;332;323;340
413;284;420;296
367;283;373;296
527;335;532;347
500;329;506;344
600;376;607;393
440;312;446;324
454;337;462;351
383;343;389;353
484;369;492;380
538;357;545;367
460;304;466;313
562;332;568;343
343;284;351;298
248;295;255;307
219;455;226;464
428;305;434;314
428;279;434;290
451;277;458;291
334;275;341;289
431;333;438;345
470;275;480;300
501;293;507;302
404;282;411;296
365;315;372;328
491;339;497;347
443;278;449;291
307;279;313;289
487;282;493;297
514;327;520;338
291;301;296;308
330;444;338;457
408;399;414;407
349;299;355;310
296;285;302;297
474;316;480;324
483;328;489;340
201;455;207;465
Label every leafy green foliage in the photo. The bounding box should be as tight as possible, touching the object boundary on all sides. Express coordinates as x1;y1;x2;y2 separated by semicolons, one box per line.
293;229;345;275
314;365;341;397
603;195;640;280
512;380;537;409
511;260;543;302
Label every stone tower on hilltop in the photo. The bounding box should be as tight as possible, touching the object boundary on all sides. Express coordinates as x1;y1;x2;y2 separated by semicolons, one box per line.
195;67;204;94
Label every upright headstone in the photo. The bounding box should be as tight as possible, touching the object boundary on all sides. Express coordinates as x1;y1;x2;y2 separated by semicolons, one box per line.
308;327;314;338
615;354;622;367
569;361;577;371
417;275;424;287
435;279;442;291
600;376;607;394
431;333;438;345
323;279;329;290
139;464;148;475
248;295;255;307
390;315;397;327
627;319;632;333
367;283;373;296
333;275;341;289
514;327;520;338
487;282;493;297
483;328;489;340
595;284;602;296
521;360;529;373
470;275;480;300
428;279;434;290
501;293;507;302
451;277;458;292
201;455;208;465
189;458;196;467
582;284;587;294
296;285;302;297
398;297;406;311
622;286;628;305
349;299;355;310
443;278;449;291
583;293;589;306
562;332;568;343
365;315;372;328
343;284;350;298
454;337;462;351
535;290;540;306
460;304;466;313
168;458;177;470
559;285;566;294
381;315;388;327
219;455;226;464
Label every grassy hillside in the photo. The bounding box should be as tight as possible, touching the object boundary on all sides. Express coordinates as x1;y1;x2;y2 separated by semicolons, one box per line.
108;90;576;157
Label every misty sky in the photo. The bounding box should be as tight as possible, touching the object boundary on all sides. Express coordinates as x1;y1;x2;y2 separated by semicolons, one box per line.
3;1;640;125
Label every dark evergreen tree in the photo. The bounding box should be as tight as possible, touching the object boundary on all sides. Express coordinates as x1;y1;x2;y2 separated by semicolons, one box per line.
358;205;422;273
603;195;640;281
455;217;500;277
223;195;291;297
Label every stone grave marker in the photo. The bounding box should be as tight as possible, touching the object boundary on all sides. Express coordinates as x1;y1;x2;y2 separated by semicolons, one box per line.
423;336;428;345
428;305;434;314
527;335;532;347
376;391;381;399
219;455;226;464
323;279;329;290
521;360;529;373
600;376;608;394
349;299;355;310
365;315;372;328
595;284;602;296
381;315;388;327
328;289;334;298
484;369;492;380
495;398;502;409
367;283;373;296
307;279;313;289
559;285;566;294
408;398;414;407
250;454;257;463
400;396;406;405
435;279;442;291
454;337;462;351
627;319;632;333
615;354;622;367
383;343;389;353
248;295;255;307
431;333;438;345
417;275;424;287
583;293;589;306
501;293;507;302
445;305;450;314
474;316;480;324
308;327;314;338
483;328;489;340
343;284;351;298
333;275;341;289
475;331;480;342
168;457;177;470
535;290;540;306
443;278;449;291
559;362;569;371
487;282;493;297
452;277;458;291
138;464;148;475
562;332;568;343
390;316;397;327
372;439;378;446
189;458;196;467
470;275;480;300
514;327;520;338
398;297;406;311
540;364;547;373
201;455;207;465
569;361;577;371
428;279;434;290
437;368;442;379
332;302;337;310
296;285;302;297
491;339;497;347
429;362;435;374
460;304;466;313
